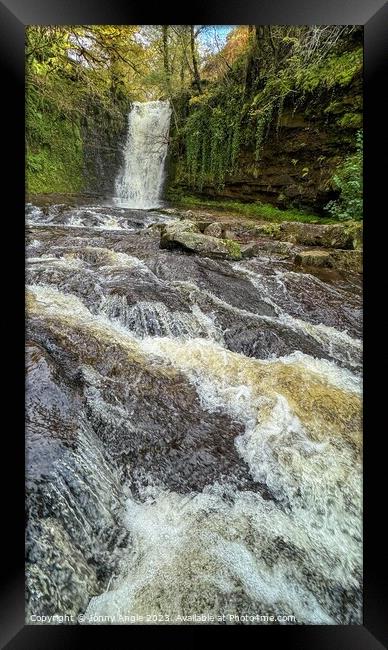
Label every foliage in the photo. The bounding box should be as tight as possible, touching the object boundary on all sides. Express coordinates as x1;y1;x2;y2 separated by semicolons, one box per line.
336;112;362;129
221;239;242;260
325;130;363;221
177;26;363;191
166;193;337;224
183;85;243;190
26;25;145;194
295;47;362;92
25;23;363;222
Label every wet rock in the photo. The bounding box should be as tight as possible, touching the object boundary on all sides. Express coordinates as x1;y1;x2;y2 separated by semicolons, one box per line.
240;257;362;338
26;338;129;619
26;341;82;451
240;242;262;258
219;314;338;363
148;254;277;317
26;518;100;620
295;250;333;268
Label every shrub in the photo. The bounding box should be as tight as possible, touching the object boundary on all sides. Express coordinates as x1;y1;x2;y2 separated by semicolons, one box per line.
325;130;363;221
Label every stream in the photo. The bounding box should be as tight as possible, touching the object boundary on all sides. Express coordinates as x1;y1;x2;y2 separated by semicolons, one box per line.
25;99;362;626
25;199;362;625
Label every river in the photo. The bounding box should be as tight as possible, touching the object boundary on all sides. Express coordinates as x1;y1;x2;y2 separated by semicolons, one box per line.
25;197;362;625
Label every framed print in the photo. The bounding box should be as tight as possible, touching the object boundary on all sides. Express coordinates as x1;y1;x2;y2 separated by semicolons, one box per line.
1;0;387;646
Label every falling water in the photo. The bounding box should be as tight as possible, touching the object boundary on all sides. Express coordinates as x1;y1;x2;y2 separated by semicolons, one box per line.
114;101;171;209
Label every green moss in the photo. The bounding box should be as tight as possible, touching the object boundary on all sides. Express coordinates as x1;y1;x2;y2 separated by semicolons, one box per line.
254;223;282;237
26;92;84;194
170;46;363;199
296;47;362;93
324;95;363;115
343;221;363;250
221;239;242;260
325;130;363;221
336;112;362;129
168;193;338;224
183;86;243;191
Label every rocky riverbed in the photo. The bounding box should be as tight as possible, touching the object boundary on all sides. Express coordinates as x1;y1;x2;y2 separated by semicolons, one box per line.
25;198;362;625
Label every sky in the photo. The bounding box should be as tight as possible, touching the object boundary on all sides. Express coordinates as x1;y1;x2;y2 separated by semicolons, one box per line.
198;25;235;53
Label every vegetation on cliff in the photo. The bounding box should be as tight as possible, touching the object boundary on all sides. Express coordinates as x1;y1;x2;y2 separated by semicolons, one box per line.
325;130;363;220
166;26;362;217
26;26;145;193
26;25;363;221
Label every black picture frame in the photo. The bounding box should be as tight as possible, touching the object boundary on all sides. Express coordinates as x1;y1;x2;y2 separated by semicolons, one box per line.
1;0;387;647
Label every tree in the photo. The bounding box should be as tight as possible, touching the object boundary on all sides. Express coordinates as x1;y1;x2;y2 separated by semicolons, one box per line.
190;25;202;93
162;25;171;95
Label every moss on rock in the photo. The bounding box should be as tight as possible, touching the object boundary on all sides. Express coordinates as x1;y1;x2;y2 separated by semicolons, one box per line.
221;239;242;260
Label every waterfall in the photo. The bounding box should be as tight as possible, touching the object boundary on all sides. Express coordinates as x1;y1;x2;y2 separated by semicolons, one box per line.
114;101;171;209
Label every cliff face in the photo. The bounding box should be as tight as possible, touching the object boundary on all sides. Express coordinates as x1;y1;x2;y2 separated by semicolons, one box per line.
81;108;128;197
166;65;362;215
221;81;361;212
26;93;129;198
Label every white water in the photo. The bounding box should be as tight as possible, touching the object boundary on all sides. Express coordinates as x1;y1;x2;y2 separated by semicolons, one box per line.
114;101;171;209
26;203;363;624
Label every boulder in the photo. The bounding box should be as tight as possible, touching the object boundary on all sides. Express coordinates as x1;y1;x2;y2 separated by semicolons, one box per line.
204;222;224;238
261;240;295;255
160;221;241;260
240;242;262;258
253;223;282;238
159;220;199;245
280;222;357;249
343;222;363;251
241;240;296;259
295;250;333;268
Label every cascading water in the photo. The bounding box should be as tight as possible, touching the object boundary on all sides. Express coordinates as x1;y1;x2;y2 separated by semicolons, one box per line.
114;101;171;209
25;200;362;625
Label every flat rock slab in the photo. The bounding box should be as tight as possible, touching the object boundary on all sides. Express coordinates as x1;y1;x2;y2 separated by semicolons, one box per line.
295;250;333;268
240;239;296;259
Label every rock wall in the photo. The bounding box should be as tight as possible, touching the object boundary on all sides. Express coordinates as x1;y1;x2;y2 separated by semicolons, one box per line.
167;75;362;214
81;105;129;197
